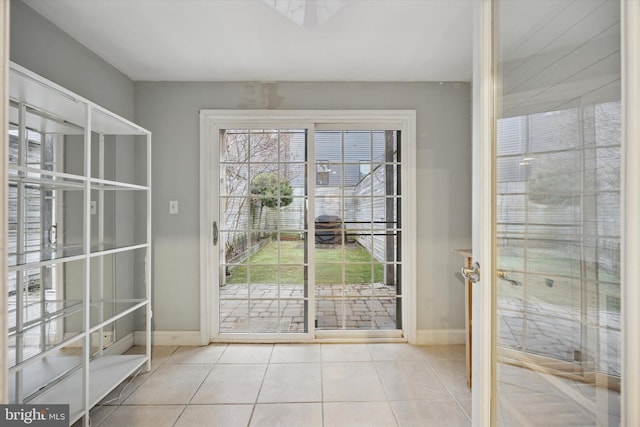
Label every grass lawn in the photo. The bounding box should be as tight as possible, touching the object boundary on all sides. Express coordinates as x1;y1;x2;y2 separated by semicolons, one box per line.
226;240;384;284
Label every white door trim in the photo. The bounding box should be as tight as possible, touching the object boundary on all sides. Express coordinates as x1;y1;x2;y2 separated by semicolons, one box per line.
0;0;10;404
471;0;494;425
622;1;640;425
198;111;212;346
199;110;417;344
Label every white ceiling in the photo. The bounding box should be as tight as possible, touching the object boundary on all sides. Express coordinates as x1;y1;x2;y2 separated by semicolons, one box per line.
23;0;474;82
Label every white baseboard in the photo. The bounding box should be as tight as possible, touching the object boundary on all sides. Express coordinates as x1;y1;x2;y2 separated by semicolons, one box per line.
103;332;134;355
126;330;463;346
416;329;465;345
134;330;202;346
64;331;114;348
62;332;133;355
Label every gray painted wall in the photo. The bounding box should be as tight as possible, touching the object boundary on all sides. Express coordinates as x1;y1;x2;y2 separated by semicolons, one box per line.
9;0;135;120
135;81;472;332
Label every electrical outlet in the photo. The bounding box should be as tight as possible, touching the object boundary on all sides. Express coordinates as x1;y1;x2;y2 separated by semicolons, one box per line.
169;200;179;214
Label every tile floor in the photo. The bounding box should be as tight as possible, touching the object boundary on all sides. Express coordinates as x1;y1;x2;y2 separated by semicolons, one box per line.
75;343;471;427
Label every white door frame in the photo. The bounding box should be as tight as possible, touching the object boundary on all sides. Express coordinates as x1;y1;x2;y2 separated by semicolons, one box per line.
471;0;493;425
199;110;417;344
471;1;640;426
621;1;640;425
1;0;10;405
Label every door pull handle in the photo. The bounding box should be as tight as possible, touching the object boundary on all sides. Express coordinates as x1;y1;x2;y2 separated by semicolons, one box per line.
212;221;218;246
461;262;480;283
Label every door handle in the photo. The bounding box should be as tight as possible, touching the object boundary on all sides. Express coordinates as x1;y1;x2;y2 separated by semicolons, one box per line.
212;221;218;246
48;224;57;246
461;262;480;283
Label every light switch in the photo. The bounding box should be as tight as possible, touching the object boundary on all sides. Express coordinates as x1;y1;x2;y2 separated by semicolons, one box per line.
169;200;179;214
90;201;97;215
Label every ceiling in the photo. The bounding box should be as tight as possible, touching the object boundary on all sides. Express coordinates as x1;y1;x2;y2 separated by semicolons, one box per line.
22;0;474;82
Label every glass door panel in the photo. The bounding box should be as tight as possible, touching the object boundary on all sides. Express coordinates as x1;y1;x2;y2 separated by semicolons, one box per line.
216;126;404;337
218;129;308;334
494;0;621;424
314;130;402;331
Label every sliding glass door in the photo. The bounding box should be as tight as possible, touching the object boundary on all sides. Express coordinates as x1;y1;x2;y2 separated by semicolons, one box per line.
208;117;410;340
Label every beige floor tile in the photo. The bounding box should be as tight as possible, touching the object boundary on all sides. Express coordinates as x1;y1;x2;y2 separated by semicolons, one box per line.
377;361;452;401
81;343;479;427
321;344;371;362
427;358;472;400
124;345;178;371
190;363;267;404
71;405;117;427
98;405;184;427
250;403;323;427
271;343;321;363
322;362;387;401
438;372;472;401
443;381;473;402
324;402;397;427
98;368;152;405
217;344;273;363
426;356;466;375
459;399;472;420
392;400;470;427
124;364;211;405
368;343;424;361
418;345;466;362
149;345;180;360
258;363;322;403
165;344;227;364
174;404;253;427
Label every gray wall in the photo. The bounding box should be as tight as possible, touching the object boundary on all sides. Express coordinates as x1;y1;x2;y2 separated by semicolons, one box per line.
9;0;135;120
135;81;472;332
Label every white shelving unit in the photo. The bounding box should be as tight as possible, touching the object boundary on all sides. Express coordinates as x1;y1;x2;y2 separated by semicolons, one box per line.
6;62;151;426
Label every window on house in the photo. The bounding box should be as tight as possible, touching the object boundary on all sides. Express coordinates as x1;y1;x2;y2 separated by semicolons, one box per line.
359;160;371;179
316;161;329;185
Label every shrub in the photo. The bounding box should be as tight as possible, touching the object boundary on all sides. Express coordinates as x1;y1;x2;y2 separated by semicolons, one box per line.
250;172;293;208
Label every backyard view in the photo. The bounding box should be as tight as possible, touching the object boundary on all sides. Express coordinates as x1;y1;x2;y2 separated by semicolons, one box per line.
217;128;402;334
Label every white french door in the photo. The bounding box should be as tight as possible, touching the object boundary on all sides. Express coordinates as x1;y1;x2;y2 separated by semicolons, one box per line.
472;1;640;426
199;111;416;342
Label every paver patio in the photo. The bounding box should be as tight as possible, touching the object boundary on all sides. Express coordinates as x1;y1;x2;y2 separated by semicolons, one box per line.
219;283;398;333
